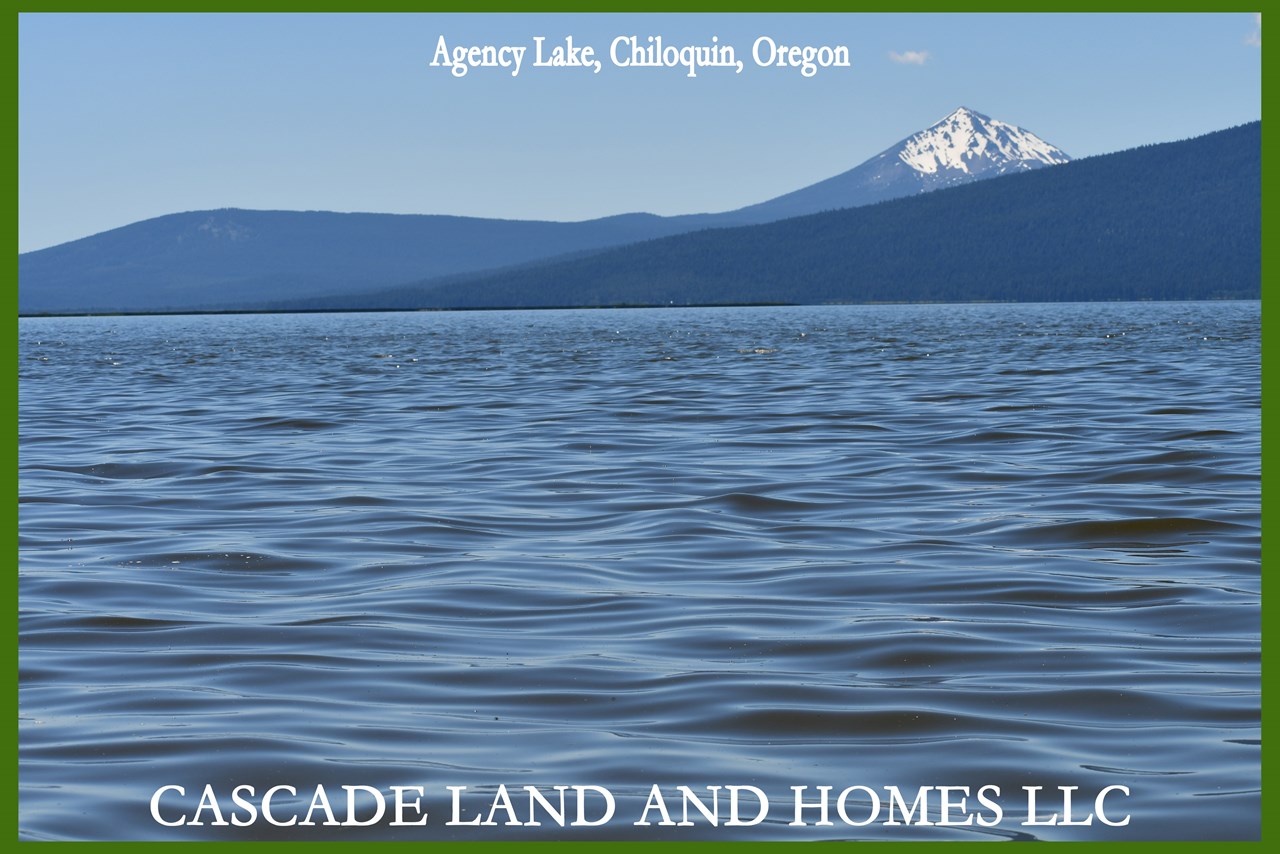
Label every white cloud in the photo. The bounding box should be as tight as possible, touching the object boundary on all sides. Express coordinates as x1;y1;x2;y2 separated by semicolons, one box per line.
1245;12;1261;46
889;50;930;65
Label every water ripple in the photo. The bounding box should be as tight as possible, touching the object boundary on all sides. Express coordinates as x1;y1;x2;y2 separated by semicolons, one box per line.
19;302;1260;840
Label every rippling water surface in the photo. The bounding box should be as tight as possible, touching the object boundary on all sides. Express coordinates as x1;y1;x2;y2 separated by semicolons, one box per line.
18;302;1260;840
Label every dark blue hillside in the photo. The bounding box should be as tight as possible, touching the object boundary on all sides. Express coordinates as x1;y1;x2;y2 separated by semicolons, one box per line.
17;209;717;314
378;121;1259;308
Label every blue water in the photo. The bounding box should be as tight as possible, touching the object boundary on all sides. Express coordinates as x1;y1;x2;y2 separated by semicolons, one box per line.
18;301;1260;840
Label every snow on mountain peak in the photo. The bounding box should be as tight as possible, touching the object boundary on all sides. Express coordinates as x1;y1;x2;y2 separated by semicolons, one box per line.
896;107;1070;178
726;105;1075;222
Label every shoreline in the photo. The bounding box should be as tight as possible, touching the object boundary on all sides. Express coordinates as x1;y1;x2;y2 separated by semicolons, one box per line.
16;295;1257;320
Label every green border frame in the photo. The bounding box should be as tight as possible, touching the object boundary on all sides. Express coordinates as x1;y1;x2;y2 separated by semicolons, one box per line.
10;4;1268;850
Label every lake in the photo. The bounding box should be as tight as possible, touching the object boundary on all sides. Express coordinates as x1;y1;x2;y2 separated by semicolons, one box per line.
18;301;1261;840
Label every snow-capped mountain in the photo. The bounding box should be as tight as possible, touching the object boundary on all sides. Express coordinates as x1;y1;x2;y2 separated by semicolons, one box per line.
730;106;1070;222
897;106;1069;178
20;106;1077;314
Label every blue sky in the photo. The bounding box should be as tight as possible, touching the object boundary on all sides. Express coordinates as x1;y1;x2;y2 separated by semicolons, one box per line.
18;12;1262;253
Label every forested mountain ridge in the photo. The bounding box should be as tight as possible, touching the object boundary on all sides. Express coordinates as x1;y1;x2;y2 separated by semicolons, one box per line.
19;118;1255;314
20;106;1077;315
17;209;726;314
338;121;1258;310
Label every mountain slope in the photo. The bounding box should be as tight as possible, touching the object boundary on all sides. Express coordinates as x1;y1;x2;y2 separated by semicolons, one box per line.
19;106;1070;315
348;121;1258;309
727;106;1070;223
16;209;731;314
